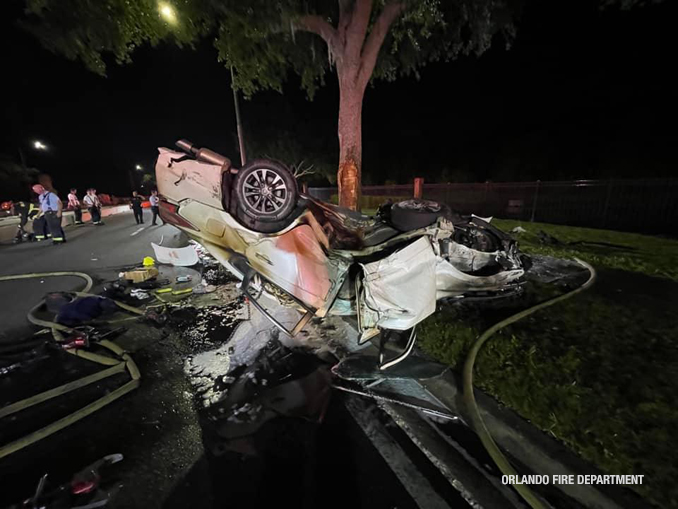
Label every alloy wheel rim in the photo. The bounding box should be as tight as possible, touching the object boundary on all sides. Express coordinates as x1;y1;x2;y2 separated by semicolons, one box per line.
243;169;288;214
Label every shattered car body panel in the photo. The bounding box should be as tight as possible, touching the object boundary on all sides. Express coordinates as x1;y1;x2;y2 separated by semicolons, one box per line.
359;237;438;331
156;142;528;368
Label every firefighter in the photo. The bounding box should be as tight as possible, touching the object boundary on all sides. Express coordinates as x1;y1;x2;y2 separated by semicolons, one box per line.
83;188;104;225
130;191;144;224
150;189;162;226
67;188;84;224
12;200;40;243
32;184;66;244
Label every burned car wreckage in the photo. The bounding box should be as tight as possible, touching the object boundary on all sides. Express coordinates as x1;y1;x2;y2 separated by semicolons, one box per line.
155;140;530;370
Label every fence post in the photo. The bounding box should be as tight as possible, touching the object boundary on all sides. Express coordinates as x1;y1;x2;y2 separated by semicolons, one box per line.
530;180;540;222
413;178;424;199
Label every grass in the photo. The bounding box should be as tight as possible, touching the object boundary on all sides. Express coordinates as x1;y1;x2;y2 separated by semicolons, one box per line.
418;221;678;508
493;219;678;281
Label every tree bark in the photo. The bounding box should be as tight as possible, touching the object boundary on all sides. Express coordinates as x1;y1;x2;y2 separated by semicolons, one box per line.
337;80;364;211
297;0;404;211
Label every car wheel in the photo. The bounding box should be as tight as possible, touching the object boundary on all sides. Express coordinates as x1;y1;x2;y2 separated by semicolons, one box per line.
453;227;501;253
389;199;452;231
233;159;298;231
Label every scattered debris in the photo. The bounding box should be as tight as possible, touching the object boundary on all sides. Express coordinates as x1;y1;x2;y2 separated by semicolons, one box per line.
192;282;217;294
190;240;219;266
151;242;199;266
176;275;192;283
11;454;124;508
121;267;159;283
511;226;527;234
130;289;151;300
203;266;238;286
175;301;244;354
56;296;118;327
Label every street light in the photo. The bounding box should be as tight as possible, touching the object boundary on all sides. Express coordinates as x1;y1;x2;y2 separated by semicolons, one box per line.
135;164;143;171
33;141;47;150
158;2;177;24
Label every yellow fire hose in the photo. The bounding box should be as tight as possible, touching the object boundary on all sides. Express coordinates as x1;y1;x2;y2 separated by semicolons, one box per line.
0;272;142;459
462;258;596;509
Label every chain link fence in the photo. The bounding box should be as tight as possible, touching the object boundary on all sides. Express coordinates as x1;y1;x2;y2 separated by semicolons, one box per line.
309;178;678;235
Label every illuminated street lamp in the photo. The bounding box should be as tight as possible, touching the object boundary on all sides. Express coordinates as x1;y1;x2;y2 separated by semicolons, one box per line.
33;140;47;150
158;2;177;24
135;164;143;171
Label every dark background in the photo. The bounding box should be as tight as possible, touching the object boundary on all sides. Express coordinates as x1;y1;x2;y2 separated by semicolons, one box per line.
2;0;676;198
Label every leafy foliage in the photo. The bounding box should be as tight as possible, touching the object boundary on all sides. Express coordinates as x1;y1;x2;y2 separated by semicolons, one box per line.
241;129;337;184
21;0;520;97
22;0;210;76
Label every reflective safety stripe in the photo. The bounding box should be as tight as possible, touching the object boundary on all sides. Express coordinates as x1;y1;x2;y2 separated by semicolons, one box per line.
52;238;64;242
35;235;45;239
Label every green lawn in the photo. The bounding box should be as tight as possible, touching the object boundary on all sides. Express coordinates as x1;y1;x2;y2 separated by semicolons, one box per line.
419;221;678;508
493;219;678;281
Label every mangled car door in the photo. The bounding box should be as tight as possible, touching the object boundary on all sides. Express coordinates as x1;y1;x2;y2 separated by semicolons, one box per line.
358;237;438;332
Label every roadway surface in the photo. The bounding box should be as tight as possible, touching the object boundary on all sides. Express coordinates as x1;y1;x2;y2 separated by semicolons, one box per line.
0;210;173;343
0;210;471;509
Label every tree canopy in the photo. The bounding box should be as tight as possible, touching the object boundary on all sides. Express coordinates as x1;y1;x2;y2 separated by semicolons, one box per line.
22;0;520;97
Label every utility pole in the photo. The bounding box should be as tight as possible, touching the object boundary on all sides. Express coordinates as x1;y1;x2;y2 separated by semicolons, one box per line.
231;67;247;166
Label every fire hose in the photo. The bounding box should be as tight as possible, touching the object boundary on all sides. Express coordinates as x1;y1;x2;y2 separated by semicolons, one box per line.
462;258;596;509
0;272;142;459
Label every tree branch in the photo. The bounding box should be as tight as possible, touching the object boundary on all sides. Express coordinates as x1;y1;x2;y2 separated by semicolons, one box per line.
337;0;353;44
358;1;405;88
296;14;340;53
344;0;374;61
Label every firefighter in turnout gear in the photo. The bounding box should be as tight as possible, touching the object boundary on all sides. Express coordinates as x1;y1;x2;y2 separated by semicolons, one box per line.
12;200;40;243
32;184;66;244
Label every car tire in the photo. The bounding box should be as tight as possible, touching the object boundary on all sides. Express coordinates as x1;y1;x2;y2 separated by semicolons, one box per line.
232;159;298;232
452;226;501;253
389;199;451;231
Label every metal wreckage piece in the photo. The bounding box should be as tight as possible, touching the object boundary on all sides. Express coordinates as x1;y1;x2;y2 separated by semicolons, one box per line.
155;140;529;372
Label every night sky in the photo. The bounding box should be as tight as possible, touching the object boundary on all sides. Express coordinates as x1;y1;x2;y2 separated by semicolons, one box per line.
2;0;676;198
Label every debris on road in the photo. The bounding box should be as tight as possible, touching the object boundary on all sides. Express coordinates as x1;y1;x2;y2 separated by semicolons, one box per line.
120;267;159;283
8;453;124;509
151;242;199;266
130;289;151;300
192;282;217;294
55;295;118;327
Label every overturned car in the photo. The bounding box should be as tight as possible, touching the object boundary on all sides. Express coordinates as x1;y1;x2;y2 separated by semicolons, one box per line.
155;140;529;370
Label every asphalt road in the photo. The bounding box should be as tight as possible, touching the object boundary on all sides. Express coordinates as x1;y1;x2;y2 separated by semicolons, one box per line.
0;210;469;509
0;210;177;343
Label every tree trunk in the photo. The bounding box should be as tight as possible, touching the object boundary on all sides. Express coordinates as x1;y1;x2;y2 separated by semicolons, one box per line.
296;1;404;210
337;83;364;211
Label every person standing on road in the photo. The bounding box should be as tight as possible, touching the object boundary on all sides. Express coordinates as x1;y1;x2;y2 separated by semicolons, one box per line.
150;190;162;226
83;188;103;225
12;199;40;243
130;191;144;224
32;184;66;244
67;188;84;224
